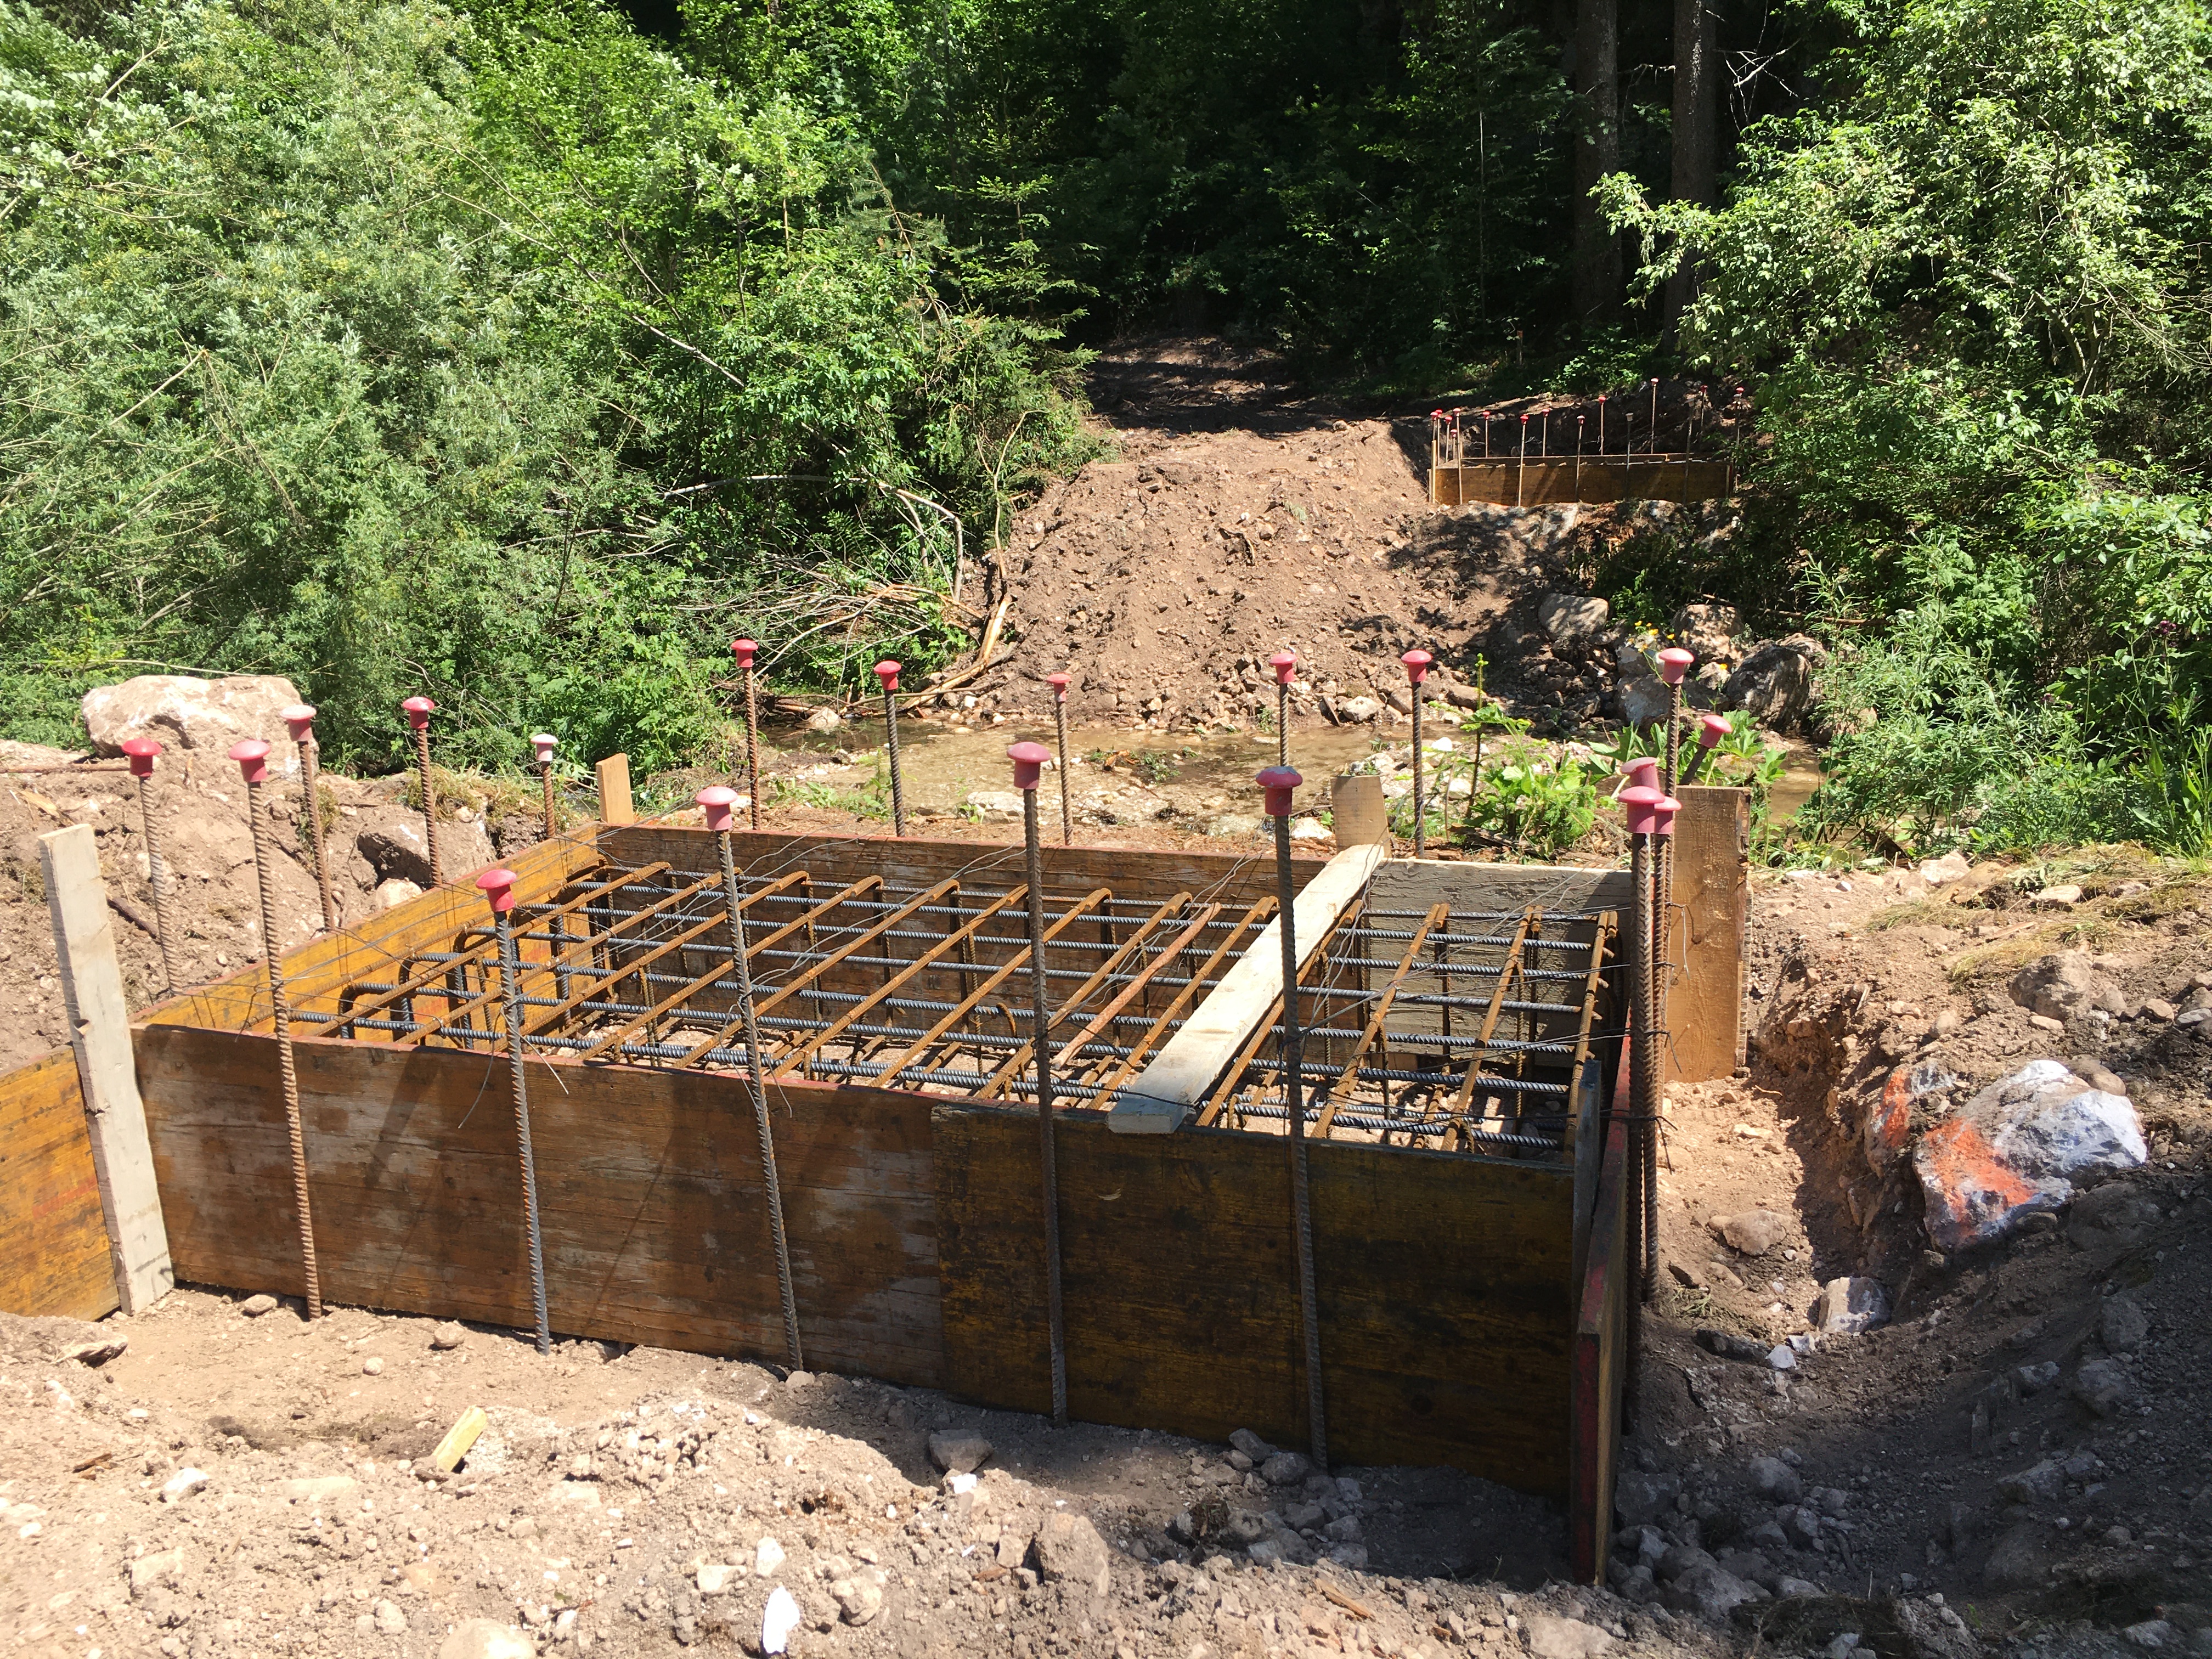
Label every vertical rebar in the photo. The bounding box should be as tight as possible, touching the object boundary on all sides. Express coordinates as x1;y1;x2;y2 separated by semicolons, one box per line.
1402;650;1432;857
483;876;551;1355
234;741;321;1321
1261;765;1325;1470
123;740;182;993
283;708;337;935
1270;651;1296;769
875;661;906;837
533;735;570;1001
1515;414;1527;507
1048;673;1073;846
703;791;803;1372
735;639;763;831
1011;742;1067;1425
403;698;441;887
1630;824;1656;1301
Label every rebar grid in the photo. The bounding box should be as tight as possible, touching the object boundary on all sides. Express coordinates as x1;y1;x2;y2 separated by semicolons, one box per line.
280;857;1617;1156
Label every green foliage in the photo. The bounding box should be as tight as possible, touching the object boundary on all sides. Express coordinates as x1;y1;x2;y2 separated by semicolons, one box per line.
0;0;1089;772
1601;0;2212;856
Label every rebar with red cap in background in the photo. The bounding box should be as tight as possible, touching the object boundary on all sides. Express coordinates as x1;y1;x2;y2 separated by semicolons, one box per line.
698;786;803;1372
1401;650;1434;856
121;737;182;992
1008;740;1068;1425
1655;647;1696;1003
733;639;762;831
531;735;572;1000
1269;651;1297;768
231;738;322;1321
875;660;906;837
280;705;338;935
1680;713;1732;788
477;866;550;1354
400;697;441;885
1260;763;1327;1470
1046;673;1073;845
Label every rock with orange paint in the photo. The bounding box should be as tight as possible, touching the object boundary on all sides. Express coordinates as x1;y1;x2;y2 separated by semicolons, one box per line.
1866;1060;1961;1173
1913;1059;2146;1251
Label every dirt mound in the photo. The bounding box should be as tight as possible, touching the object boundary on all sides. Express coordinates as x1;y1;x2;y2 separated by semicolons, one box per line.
977;338;1718;735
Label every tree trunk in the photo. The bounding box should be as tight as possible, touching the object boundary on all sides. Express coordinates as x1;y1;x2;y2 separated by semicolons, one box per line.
1571;0;1621;327
1663;0;1720;328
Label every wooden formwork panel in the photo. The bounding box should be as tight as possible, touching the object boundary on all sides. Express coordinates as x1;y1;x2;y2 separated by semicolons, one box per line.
0;1047;117;1320
1569;1113;1631;1582
934;1105;1578;1494
134;1027;945;1384
1430;459;1734;506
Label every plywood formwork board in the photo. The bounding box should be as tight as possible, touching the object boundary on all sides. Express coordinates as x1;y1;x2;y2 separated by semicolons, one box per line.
1430;460;1733;507
934;1104;1576;1493
139;832;604;1036
600;827;1323;915
0;1047;118;1321
133;1027;944;1383
1663;787;1749;1083
1568;1114;1631;1583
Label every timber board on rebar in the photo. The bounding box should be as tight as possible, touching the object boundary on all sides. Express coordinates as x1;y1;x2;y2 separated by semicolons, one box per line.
0;1047;117;1321
935;1104;1578;1490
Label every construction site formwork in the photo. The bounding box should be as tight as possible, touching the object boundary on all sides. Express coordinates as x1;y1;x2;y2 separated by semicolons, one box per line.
9;822;1668;1581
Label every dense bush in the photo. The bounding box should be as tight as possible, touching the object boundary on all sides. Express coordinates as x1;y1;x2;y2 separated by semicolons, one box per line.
0;0;1090;771
1606;0;2212;855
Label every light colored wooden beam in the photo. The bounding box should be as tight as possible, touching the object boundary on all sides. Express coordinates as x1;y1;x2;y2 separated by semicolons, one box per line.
1109;842;1383;1135
595;753;635;826
39;825;172;1313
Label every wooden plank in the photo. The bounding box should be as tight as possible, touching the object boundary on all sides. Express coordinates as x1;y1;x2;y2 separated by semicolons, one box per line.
596;754;635;826
1663;786;1748;1082
935;1105;1577;1493
600;827;1325;916
1109;842;1384;1133
134;1028;944;1383
1330;774;1388;848
40;826;172;1312
140;832;601;1034
0;1048;117;1321
1569;1113;1631;1583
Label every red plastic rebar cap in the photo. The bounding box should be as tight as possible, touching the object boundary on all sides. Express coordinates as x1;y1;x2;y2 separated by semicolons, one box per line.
120;735;162;778
1519;413;1528;423
229;739;271;785
1047;673;1071;699
874;659;901;692
732;638;759;669
1431;409;1444;419
279;703;316;742
1401;648;1433;685
401;696;435;729
1008;741;1051;791
695;785;739;833
1650;794;1683;838
476;867;520;915
1256;765;1302;817
1621;757;1661;791
531;733;558;764
1269;651;1297;685
1657;646;1696;686
1697;713;1732;749
1620;783;1664;836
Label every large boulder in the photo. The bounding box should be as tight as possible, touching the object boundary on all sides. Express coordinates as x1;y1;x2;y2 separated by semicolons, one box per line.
1718;636;1828;735
2008;952;2126;1023
355;812;496;888
82;675;303;764
1914;1059;2146;1251
1666;603;1740;665
1538;593;1612;653
1617;678;1671;729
